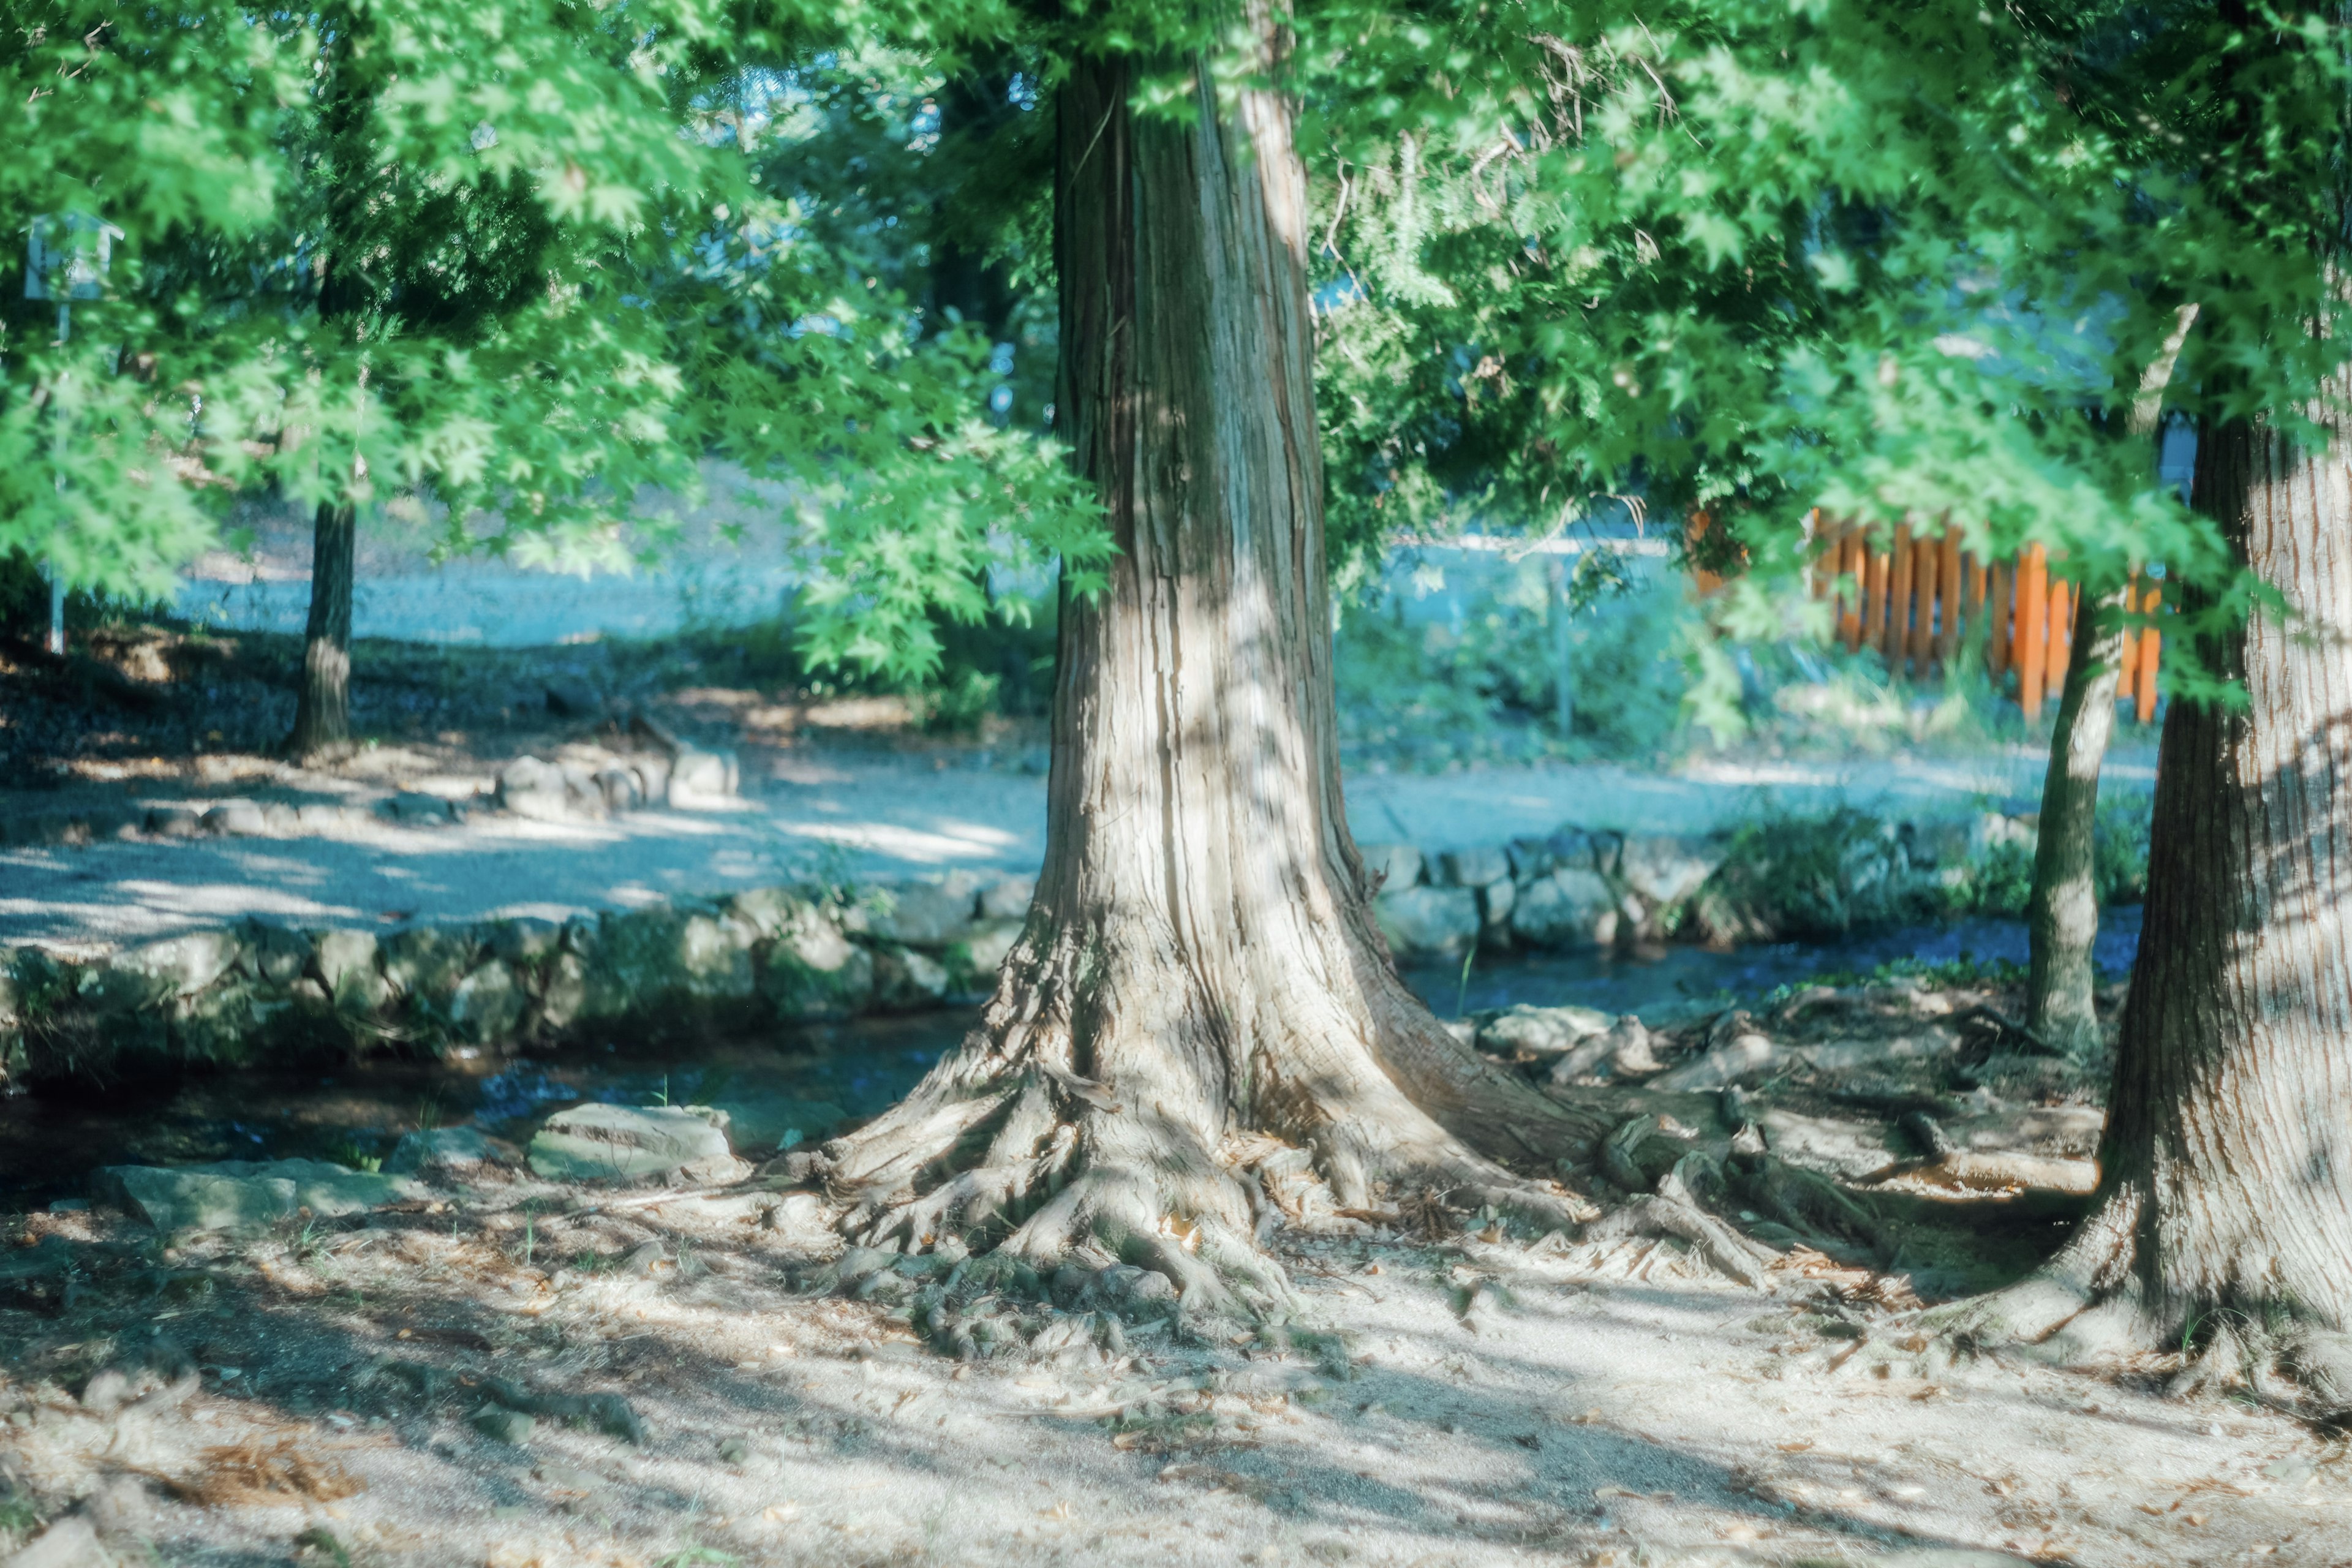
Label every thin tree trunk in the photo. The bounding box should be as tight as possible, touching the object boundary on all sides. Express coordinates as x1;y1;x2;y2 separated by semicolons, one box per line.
2026;304;2198;1057
285;9;368;764
2026;584;2123;1057
285;500;356;760
810;21;1597;1305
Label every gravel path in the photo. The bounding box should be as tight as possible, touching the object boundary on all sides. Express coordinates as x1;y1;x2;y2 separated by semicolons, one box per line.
1;746;2156;947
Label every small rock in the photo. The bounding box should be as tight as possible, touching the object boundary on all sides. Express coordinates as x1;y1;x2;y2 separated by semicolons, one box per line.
1651;1031;1782;1093
593;768;642;812
978;874;1036;920
487;918;561;965
666;745;738;804
1510;868;1619;949
473;1406;535;1444
864;881;979;947
1603;1015;1661;1077
496;756;573;822
872;945;951;1009
312;929;390;1014
115;930;242;998
445;959;525;1044
1475;1003;1611;1057
239;923;311;986
92;1159;426;1233
201;800;270;837
1373;884;1479;959
145;805;203;839
1;1516;105;1568
532;1461;604;1493
384;791;457;826
382;924;474;1003
716;1437;750;1463
527;1104;739;1184
1474;876;1515;938
1437;845;1510;888
1616;832;1726;907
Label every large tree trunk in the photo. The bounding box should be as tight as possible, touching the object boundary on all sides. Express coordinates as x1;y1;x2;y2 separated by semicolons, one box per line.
812;28;1596;1306
2099;393;2352;1330
285;499;356;761
1944;383;2352;1376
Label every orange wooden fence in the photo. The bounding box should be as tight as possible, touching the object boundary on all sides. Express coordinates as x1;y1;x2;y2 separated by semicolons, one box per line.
1806;519;2163;723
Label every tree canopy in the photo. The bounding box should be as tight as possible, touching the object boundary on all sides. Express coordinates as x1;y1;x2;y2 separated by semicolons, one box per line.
6;1;2345;685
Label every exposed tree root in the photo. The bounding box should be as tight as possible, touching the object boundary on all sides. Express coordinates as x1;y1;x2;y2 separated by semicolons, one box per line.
1918;1186;2352;1425
793;922;1601;1324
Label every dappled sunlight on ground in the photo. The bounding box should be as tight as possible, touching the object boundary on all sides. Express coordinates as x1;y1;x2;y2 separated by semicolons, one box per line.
5;1172;2343;1568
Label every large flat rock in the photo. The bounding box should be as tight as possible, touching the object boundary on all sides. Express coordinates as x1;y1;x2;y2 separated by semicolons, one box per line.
96;1158;427;1232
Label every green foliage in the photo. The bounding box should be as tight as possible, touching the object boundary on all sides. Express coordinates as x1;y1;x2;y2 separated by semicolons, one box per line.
1300;0;2340;693
11;0;2347;710
1;1;1102;680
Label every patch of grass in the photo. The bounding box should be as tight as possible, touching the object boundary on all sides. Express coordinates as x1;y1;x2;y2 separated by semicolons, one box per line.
320;1136;383;1174
1769;952;2029;999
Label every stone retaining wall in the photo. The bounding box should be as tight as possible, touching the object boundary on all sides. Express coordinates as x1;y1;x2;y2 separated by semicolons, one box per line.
0;809;2045;1087
0;868;1033;1087
1363;808;2043;960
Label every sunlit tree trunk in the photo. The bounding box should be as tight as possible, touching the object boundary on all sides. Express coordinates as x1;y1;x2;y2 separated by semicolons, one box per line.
810;17;1594;1303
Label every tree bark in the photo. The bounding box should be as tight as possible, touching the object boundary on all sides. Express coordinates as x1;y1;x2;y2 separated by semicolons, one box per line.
285;499;356;761
811;26;1597;1305
2095;386;2352;1332
284;9;369;764
2026;304;2198;1058
2025;585;2124;1058
1947;379;2352;1365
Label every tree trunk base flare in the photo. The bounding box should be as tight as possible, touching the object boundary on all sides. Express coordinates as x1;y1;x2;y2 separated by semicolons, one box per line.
1919;393;2352;1427
802;925;1604;1322
1918;1186;2352;1423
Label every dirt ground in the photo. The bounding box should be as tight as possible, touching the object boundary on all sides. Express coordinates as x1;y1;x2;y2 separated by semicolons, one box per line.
0;617;1030;803
4;978;2349;1568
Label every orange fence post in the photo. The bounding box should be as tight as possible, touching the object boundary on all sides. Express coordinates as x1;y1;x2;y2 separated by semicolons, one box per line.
2046;576;2074;693
1987;560;2011;679
1840;527;1866;650
1959;549;1983;665
2116;571;2142;706
1863;529;1889;654
1936;529;1964;671
1886;524;1915;665
2016;544;2049;720
2136;578;2162;723
1910;526;1941;677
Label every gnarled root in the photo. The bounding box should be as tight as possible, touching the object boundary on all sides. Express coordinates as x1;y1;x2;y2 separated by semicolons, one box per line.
1730;1148;1893;1265
1584;1116;1783;1288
